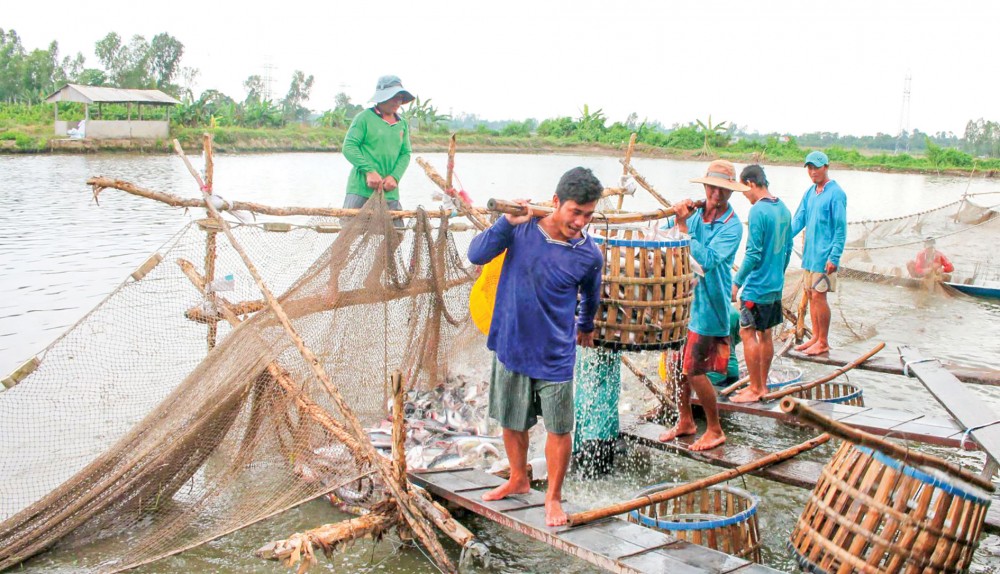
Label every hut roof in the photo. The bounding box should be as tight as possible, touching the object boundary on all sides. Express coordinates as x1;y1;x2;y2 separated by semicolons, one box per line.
44;84;181;106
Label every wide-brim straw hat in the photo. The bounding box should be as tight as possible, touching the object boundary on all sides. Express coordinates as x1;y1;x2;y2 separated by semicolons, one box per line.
690;159;750;192
369;75;415;104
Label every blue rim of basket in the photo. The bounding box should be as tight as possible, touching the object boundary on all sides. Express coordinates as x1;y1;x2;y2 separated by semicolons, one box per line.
627;482;760;531
761;366;803;390
853;445;989;504
813;384;863;404
590;236;690;248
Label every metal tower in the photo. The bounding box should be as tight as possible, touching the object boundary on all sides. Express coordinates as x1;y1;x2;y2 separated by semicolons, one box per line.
895;73;912;154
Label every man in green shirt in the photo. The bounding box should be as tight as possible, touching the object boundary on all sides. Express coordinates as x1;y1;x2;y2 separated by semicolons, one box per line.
342;75;414;227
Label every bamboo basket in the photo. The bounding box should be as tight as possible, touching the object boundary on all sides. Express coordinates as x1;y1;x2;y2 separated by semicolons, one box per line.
590;227;694;351
787;382;865;407
790;441;991;574
628;482;762;562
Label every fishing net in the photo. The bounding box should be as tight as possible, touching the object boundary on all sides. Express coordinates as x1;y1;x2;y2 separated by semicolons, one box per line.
0;197;479;572
838;192;1000;286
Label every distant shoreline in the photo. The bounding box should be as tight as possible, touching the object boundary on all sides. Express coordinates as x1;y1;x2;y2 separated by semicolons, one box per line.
2;132;996;179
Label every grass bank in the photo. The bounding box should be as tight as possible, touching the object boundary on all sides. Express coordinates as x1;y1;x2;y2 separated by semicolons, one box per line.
2;124;999;178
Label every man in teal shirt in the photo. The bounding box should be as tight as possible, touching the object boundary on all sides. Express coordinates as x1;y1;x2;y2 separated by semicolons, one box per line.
791;151;847;356
659;160;746;452
342;75;413;227
731;165;792;403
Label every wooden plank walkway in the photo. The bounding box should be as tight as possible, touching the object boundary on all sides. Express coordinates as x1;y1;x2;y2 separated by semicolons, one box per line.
409;467;781;574
621;420;1000;534
785;348;1000;387
692;395;968;448
900;345;1000;464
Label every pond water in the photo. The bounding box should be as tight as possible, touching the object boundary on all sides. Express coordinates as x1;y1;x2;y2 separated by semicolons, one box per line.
1;151;999;573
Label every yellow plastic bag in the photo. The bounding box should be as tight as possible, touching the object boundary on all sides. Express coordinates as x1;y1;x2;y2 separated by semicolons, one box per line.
469;251;506;335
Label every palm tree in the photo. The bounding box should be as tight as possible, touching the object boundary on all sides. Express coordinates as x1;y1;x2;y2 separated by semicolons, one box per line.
695;115;727;156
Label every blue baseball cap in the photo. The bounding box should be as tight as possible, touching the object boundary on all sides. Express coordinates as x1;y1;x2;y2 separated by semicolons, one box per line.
804;151;829;167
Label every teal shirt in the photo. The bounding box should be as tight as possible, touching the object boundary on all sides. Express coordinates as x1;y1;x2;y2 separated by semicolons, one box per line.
686;206;743;337
790;180;847;272
734;198;793;304
342;108;412;201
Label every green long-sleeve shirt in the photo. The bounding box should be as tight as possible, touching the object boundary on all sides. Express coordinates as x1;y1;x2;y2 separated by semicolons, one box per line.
342;108;411;201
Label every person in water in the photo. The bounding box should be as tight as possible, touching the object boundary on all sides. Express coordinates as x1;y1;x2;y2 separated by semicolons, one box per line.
907;237;954;281
467;167;604;527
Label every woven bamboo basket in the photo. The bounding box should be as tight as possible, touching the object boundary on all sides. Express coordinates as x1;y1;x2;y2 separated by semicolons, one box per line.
790;441;990;574
739;365;804;390
787;382;865;407
628;482;762;562
590;227;694;351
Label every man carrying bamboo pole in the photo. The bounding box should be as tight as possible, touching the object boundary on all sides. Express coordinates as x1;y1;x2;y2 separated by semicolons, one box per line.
791;151;847;355
467;167;604;527
659;160;746;451
730;165;792;403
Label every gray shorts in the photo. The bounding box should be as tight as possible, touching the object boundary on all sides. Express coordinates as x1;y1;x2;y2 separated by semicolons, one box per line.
488;356;574;434
342;193;404;228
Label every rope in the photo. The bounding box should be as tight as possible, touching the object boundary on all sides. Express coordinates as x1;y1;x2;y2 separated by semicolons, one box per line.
960;420;1000;450
901;357;938;377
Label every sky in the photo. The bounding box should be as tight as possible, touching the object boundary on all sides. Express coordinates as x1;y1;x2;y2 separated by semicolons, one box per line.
4;0;997;136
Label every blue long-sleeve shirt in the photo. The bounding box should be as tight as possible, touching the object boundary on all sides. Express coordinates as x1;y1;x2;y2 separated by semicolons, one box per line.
468;217;603;381
734;198;793;304
684;206;743;337
790;180;847;272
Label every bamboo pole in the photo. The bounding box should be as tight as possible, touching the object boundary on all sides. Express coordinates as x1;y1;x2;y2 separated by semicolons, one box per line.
172;139;456;573
620;160;673;210
617;133;637;211
762;342;885;402
445;134;456;192
256;509;399;569
487;198;689;224
414;157;489;230
410;488;488;560
203;134;218;349
87;176;483;220
620;354;675;410
566;433;832;527
391;371;406;489
780;398;996;492
795;289;809;341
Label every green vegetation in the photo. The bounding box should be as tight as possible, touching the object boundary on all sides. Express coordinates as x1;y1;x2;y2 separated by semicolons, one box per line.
3;26;1000;173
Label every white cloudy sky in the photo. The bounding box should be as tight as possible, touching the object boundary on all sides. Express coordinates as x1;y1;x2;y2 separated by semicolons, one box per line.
5;0;995;136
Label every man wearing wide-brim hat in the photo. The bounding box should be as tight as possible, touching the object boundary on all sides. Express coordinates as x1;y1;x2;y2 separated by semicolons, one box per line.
341;75;416;224
659;159;746;451
790;150;847;355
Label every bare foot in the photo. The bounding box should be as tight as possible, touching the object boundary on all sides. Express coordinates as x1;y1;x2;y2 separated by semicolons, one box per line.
802;342;830;356
482;478;530;501
545;499;568;527
658;421;697;442
730;387;766;403
689;431;726;451
795;338;818;352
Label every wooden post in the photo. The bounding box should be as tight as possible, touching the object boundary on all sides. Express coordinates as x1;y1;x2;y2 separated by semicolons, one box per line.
796;289;809;341
445;134;456;192
172;139;457;574
620;161;673;210
617;133;637;211
621;354;675;410
762;342;885;402
414;157;488;230
202;133;218;350
780;398;995;491
567;434;831;527
391;371;406;490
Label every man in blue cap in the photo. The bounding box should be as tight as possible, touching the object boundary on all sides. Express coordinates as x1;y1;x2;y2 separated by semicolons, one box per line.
791;151;847;355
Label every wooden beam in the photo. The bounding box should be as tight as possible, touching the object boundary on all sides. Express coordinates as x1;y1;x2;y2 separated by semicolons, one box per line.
786;347;1000;387
899;345;1000;466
